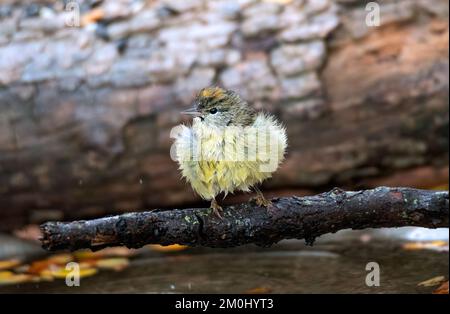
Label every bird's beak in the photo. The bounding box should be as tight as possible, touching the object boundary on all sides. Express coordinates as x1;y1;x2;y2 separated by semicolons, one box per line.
181;105;201;116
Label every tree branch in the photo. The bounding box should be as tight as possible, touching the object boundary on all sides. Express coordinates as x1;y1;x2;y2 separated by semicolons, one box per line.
40;187;449;251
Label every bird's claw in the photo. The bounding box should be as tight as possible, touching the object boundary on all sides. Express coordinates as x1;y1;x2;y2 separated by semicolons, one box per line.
255;195;272;207
210;199;224;219
251;192;277;214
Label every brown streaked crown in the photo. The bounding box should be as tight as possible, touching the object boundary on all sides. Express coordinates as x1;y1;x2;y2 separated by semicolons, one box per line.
194;87;256;127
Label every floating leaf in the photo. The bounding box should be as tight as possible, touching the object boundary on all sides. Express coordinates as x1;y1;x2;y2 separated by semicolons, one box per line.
38;271;54;282
78;261;96;269
73;251;102;260
418;276;446;287
75;268;98;278
28;260;54;275
95;258;130;271
0;271;35;285
0;271;14;279
403;241;449;252
148;244;188;252
433;281;449;294
74;247;136;260
41;266;98;279
13;264;30;273
0;259;21;271
46;254;73;265
28;253;75;274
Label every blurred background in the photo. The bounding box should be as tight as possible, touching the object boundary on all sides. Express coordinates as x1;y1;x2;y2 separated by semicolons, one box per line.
0;0;448;293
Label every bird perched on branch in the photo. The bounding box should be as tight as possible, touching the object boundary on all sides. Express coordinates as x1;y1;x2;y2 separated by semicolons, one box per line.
173;87;287;218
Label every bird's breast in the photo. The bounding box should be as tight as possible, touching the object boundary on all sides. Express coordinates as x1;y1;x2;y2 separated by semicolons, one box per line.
174;115;287;199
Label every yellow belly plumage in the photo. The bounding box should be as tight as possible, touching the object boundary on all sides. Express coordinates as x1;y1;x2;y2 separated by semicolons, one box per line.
174;113;287;200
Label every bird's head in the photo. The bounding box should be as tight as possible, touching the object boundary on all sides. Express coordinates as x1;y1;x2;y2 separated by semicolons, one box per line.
181;87;256;127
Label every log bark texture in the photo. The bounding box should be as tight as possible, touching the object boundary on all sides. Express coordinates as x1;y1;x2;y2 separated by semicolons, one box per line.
0;0;449;230
40;187;449;251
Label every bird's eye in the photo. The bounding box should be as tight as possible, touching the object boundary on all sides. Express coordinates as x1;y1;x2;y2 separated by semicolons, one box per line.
209;108;218;114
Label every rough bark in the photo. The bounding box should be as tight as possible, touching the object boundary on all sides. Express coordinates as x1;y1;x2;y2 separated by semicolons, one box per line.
1;0;449;230
40;187;449;251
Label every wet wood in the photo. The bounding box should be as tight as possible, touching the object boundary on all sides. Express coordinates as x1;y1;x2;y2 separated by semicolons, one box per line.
40;187;449;251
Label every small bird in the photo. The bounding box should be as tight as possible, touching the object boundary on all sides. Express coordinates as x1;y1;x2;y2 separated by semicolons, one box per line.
173;87;287;217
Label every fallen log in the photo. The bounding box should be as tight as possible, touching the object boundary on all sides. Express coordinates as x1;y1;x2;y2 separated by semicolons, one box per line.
40;187;449;251
1;1;448;231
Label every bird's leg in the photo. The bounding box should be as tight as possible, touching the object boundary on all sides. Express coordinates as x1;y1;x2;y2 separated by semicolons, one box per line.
251;186;273;208
210;198;223;219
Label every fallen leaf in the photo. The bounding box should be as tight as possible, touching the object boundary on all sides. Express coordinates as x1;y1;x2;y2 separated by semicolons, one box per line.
244;287;273;294
75;268;99;278
41;266;98;279
73;251;100;260
95;258;130;271
148;244;188;252
0;271;35;285
38;272;54;282
0;271;13;279
68;260;101;270
0;259;21;271
403;241;449;252
28;253;76;274
13;264;30;273
78;260;96;268
28;260;53;275
418;276;446;287
433;281;449;294
46;253;73;265
73;247;136;260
